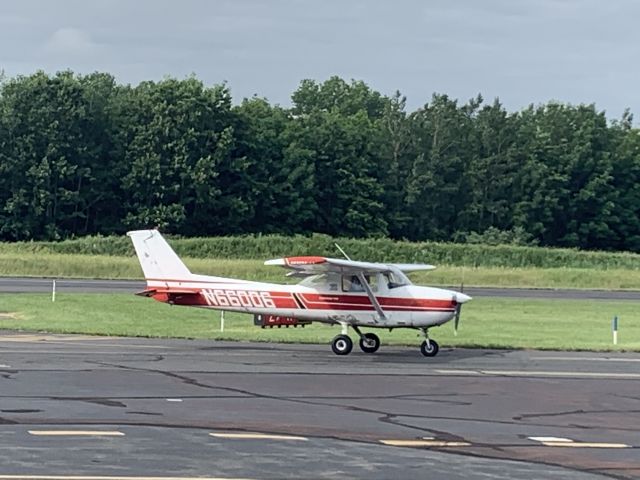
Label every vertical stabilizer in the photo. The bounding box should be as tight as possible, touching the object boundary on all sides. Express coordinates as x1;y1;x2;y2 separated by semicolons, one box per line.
127;230;192;280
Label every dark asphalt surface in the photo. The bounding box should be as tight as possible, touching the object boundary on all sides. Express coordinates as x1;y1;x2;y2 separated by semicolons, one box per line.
0;334;638;479
3;276;640;300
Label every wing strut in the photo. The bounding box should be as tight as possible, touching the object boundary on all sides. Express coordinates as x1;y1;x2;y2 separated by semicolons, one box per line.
356;272;387;323
336;244;387;322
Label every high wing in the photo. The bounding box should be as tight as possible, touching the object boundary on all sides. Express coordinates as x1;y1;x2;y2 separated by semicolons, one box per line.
265;257;436;323
264;256;436;276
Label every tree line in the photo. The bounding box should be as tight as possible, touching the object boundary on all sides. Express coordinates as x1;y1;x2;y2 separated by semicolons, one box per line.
0;71;638;251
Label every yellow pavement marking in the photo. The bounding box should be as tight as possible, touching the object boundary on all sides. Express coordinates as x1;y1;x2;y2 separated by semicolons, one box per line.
209;432;308;441
380;439;471;447
0;477;253;480
28;430;125;436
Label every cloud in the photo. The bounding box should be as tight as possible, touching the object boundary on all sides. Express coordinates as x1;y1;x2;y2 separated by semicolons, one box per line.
0;0;637;116
44;27;98;56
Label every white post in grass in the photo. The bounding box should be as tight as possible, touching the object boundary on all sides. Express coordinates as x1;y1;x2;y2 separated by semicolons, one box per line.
220;311;225;332
612;315;618;345
52;280;56;303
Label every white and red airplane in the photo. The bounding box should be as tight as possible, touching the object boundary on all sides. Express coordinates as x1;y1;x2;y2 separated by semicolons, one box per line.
128;229;471;357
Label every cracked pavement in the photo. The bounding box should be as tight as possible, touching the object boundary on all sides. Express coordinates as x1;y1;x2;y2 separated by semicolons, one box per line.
0;333;638;479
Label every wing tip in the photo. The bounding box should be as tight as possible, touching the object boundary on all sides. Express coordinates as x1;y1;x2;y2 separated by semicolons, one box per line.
264;258;285;266
265;256;327;267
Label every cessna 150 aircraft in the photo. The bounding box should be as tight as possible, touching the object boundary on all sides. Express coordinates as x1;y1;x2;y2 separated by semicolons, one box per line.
128;229;471;357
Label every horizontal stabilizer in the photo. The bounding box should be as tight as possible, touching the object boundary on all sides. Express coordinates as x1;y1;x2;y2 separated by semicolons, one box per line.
136;288;198;297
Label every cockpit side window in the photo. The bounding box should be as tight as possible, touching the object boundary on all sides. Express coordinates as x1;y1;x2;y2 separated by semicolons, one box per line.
342;274;378;292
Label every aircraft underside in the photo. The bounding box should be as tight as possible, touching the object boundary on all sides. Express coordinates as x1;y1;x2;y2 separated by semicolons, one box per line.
151;290;453;357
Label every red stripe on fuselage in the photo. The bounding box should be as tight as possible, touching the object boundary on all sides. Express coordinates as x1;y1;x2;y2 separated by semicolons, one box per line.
146;283;455;312
299;293;455;311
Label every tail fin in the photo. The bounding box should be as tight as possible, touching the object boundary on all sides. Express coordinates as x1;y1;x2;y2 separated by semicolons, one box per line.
127;230;192;280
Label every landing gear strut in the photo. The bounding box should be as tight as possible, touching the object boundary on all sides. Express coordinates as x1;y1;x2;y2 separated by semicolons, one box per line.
419;328;439;357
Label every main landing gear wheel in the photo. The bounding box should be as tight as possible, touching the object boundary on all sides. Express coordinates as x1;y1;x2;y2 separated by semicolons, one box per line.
420;339;439;357
331;334;353;355
359;333;381;354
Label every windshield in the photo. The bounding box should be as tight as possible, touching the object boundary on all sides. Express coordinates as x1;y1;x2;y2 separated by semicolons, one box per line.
384;268;411;289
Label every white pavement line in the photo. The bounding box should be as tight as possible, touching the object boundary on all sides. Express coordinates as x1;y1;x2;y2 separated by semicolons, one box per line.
528;437;630;448
0;477;254;480
536;356;640;363
529;436;572;442
0;336;175;349
0;364;10;368
541;442;630;448
50;343;176;349
28;430;125;436
209;432;308;441
435;369;640;379
434;369;480;375
166;399;183;402
380;439;471;447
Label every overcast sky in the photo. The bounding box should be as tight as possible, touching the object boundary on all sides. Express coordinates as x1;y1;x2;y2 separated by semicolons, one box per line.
1;0;638;117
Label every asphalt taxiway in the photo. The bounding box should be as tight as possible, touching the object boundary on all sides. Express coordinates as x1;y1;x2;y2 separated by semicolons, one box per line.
3;276;640;300
0;334;638;479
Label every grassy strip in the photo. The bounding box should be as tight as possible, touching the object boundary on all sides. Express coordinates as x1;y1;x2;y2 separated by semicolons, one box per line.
3;252;640;289
3;233;640;269
1;294;638;351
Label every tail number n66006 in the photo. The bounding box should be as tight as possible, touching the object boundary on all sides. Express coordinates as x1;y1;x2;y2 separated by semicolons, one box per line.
202;289;276;309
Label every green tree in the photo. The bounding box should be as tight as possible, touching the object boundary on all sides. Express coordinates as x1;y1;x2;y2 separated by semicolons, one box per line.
233;97;315;234
405;94;478;240
608;110;640;251
119;78;235;234
459;98;518;234
0;71;118;240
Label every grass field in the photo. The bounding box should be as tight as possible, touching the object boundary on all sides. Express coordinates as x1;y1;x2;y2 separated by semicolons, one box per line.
3;252;640;289
4;233;640;269
1;293;638;351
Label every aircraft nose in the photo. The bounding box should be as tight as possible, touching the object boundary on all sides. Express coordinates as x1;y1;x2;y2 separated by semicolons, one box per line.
456;292;472;304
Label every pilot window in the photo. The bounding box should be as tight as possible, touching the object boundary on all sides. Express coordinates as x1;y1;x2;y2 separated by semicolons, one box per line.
384;271;408;289
342;275;378;292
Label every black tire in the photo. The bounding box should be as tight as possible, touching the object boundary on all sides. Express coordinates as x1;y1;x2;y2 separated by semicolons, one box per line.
359;333;381;353
331;334;353;355
420;339;439;357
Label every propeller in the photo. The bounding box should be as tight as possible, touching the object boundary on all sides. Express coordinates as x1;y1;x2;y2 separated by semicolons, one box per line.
453;281;464;336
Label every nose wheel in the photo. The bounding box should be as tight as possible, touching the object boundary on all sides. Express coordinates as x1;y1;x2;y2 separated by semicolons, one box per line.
420;339;439;356
419;328;439;357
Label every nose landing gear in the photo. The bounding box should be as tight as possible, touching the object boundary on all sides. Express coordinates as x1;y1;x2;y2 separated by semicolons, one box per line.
419;328;439;357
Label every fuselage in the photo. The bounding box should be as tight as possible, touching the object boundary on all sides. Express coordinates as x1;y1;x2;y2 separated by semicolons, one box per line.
145;272;468;328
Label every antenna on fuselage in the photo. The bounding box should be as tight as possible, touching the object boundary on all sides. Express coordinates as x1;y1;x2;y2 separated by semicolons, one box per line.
334;243;352;261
